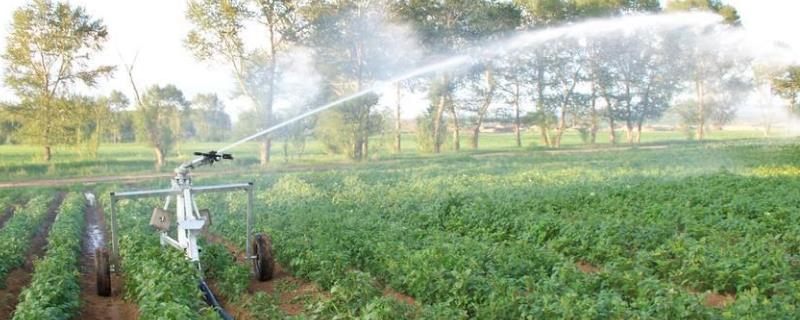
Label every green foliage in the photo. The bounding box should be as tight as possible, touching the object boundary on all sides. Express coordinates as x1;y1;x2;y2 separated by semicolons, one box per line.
772;66;800;114
134;84;188;167
666;0;741;25
314;94;381;159
113;199;216;320
2;0;113;159
0;194;51;284
190;93;232;142
12;193;85;320
198;241;250;300
415;105;447;153
194;139;800;318
308;270;415;319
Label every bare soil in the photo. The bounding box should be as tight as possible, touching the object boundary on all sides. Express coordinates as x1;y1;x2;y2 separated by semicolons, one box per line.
575;261;602;274
0;162;350;189
0;202;20;229
703;292;736;308
77;193;138;320
204;232;325;316
0;192;64;319
383;287;416;306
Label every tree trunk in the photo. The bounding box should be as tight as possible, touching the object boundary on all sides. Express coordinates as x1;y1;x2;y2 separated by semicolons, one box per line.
696;80;705;141
590;83;598;145
433;87;447;154
449;101;460;152
625;120;634;144
472;68;495;150
362;136;369;160
636;120;643;144
513;82;521;148
539;126;550;147
395;82;402;153
260;140;271;165
554;108;567;148
608;116;617;145
43;145;52;162
471;126;480;149
154;147;164;169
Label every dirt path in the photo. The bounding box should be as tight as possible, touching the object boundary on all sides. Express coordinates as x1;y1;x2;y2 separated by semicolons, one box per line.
77;192;138;320
0;192;64;319
0;162;352;190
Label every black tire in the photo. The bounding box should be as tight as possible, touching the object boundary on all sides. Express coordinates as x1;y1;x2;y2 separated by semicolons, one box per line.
95;247;111;297
252;234;274;281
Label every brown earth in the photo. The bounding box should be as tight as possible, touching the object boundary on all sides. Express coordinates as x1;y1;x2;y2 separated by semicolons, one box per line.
205;231;416;316
575;261;602;274
703;292;736;308
0;162;351;189
383;287;416;306
0;192;64;319
0;202;20;229
76;192;138;320
204;232;324;316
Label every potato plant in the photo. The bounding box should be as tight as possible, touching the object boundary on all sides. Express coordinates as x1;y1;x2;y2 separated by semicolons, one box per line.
0;194;52;284
12;193;85;320
111;199;217;320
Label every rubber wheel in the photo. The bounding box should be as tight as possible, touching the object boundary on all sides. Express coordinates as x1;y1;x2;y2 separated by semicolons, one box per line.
95;247;111;297
252;234;274;281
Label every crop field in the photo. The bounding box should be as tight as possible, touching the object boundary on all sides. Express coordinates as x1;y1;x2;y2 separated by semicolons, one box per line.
1;136;798;319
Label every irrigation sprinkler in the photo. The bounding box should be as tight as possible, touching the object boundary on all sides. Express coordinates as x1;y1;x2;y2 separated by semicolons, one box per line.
97;56;477;319
101;151;272;319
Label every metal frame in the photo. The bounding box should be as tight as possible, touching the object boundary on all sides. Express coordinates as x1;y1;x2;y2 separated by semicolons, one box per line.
108;181;255;271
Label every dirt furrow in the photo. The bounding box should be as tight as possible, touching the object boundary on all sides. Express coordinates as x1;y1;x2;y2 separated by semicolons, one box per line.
76;192;138;320
0;192;65;319
0;202;20;229
203;232;324;317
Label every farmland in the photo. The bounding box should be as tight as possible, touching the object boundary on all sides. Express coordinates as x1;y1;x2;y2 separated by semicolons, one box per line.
1;135;798;319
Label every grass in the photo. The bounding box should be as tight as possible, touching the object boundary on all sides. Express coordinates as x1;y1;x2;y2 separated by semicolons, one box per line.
0;129;770;182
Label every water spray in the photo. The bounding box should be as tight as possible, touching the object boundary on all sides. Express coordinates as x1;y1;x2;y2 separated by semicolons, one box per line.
98;11;735;319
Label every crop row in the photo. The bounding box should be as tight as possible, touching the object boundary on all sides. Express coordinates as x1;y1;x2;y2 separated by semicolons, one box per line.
197;194;422;319
12;193;85;320
195;142;800;318
0;194;52;284
110;198;218;319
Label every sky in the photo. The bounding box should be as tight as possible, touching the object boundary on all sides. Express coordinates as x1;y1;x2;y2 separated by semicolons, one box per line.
0;0;799;123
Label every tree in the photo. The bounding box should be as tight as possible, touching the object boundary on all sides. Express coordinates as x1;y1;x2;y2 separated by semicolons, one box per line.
2;0;113;160
190;94;232;142
589;31;681;144
678;30;751;140
666;0;740;25
458;64;497;149
395;0;520;153
186;0;304;165
103;91;131;143
305;0;413;160
134;85;188;168
772;66;800;114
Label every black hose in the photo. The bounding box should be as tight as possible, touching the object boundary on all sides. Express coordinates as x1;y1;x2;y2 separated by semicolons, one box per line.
199;280;234;320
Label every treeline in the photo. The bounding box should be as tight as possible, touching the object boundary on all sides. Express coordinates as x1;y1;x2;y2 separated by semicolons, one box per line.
2;0;799;166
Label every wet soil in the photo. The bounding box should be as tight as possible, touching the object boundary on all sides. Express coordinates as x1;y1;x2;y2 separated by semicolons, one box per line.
76;192;138;320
